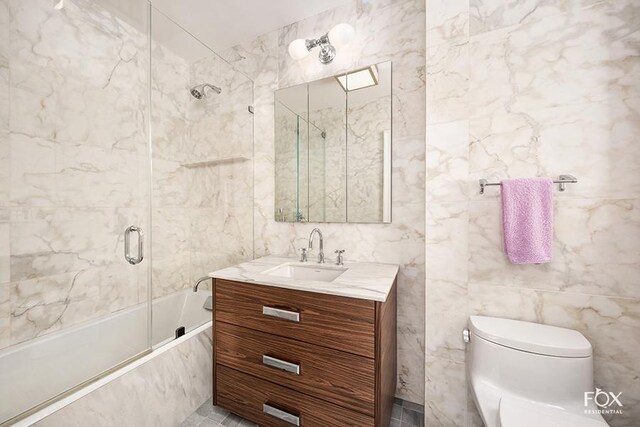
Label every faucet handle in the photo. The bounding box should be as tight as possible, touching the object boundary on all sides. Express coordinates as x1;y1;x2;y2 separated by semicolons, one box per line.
335;249;345;266
299;247;308;262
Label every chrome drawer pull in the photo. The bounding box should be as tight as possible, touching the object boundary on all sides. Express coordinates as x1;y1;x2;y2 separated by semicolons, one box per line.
262;306;300;322
263;403;300;426
262;355;300;375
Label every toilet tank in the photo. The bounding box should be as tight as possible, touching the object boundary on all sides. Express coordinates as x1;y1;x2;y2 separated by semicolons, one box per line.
467;316;594;405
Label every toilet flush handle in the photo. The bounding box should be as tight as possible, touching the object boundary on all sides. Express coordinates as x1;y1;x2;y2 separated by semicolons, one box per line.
463;328;470;343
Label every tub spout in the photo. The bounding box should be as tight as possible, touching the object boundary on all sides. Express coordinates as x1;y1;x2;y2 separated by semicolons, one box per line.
193;276;211;292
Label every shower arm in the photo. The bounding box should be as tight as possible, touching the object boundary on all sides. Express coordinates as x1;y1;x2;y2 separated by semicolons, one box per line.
202;83;222;94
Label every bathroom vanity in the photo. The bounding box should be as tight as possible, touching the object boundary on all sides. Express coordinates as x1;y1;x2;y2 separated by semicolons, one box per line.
209;256;399;427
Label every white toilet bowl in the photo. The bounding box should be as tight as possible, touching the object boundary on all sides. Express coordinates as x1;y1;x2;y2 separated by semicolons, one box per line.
467;316;609;427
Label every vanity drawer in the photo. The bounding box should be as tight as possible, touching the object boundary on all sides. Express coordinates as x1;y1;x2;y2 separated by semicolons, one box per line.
214;279;375;358
217;365;374;427
216;322;375;415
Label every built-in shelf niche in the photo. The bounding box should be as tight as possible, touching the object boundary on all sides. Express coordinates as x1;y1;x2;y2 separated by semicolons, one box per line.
181;156;251;168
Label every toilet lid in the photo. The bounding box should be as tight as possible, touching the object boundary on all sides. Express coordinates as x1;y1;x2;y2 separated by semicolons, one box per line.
499;397;609;427
469;316;592;357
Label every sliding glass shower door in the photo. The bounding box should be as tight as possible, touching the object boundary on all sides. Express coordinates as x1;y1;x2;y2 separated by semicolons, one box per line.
0;0;152;423
0;0;255;422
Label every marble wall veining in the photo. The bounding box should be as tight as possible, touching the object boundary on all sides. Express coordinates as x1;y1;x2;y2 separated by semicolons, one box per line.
0;0;11;348
0;0;251;421
0;0;150;350
0;0;254;352
425;0;640;426
191;53;255;279
220;0;426;403
150;34;254;298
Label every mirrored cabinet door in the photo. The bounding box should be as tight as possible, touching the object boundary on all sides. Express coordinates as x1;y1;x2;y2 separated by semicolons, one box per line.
346;61;392;223
308;71;347;223
274;84;308;222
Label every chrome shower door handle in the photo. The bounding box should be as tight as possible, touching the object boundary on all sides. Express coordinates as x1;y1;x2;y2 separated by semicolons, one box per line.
124;225;144;265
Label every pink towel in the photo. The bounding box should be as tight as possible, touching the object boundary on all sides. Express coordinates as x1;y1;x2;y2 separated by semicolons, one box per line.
501;178;553;264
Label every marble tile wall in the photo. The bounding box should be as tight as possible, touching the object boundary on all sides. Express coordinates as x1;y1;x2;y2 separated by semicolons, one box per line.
0;0;254;350
184;52;254;286
425;0;640;426
149;41;254;299
0;0;150;349
220;0;426;403
0;0;10;349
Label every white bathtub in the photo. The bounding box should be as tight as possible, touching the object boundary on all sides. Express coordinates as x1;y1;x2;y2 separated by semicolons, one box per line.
151;289;212;348
0;289;212;425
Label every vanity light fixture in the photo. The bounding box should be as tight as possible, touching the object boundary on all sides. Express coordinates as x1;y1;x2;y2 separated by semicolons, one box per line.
335;65;379;91
288;23;355;64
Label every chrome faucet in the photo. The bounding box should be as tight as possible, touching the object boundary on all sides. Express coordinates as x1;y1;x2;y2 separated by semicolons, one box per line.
193;276;211;292
308;228;325;264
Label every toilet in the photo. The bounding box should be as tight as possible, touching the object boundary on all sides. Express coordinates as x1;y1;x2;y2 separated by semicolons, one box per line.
467;316;610;427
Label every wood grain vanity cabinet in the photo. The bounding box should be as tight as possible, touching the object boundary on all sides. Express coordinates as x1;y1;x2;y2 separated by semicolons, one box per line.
212;278;397;427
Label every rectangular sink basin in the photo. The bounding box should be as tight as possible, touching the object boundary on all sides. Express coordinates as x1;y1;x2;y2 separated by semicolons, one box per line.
263;263;347;282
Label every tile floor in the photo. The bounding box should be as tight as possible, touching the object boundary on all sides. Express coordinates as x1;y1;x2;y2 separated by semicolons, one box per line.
391;398;425;427
180;397;424;427
179;398;255;427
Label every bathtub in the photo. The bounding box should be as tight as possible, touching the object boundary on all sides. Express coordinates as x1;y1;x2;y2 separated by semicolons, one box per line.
0;289;212;426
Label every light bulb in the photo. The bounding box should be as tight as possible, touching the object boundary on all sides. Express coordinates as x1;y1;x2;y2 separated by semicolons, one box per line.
288;39;310;60
328;23;355;47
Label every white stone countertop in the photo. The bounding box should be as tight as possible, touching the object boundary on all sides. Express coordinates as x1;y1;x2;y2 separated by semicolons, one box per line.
208;255;399;302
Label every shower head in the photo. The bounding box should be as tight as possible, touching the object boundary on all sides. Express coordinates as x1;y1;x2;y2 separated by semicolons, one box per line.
190;83;222;99
190;87;204;99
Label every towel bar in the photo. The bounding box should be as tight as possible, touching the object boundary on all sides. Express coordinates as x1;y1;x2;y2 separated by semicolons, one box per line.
479;174;578;195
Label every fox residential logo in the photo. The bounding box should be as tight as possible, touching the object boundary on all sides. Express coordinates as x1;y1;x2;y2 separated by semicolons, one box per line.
584;388;623;415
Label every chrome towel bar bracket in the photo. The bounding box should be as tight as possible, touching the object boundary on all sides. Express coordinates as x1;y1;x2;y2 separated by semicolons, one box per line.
479;174;578;195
